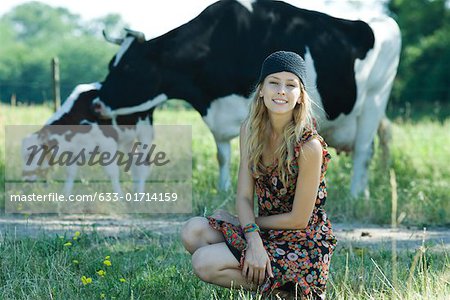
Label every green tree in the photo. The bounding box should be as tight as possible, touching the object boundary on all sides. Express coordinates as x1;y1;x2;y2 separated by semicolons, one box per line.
84;13;130;39
0;1;124;103
387;0;450;105
2;1;80;45
57;36;117;97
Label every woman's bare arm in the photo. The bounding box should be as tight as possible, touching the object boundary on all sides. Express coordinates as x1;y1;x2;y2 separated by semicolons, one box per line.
255;138;322;230
236;124;274;284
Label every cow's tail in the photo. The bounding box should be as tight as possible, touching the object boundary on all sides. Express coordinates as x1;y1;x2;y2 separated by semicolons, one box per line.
377;116;392;170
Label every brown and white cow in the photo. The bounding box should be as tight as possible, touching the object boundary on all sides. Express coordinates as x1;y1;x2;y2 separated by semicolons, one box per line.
22;82;154;196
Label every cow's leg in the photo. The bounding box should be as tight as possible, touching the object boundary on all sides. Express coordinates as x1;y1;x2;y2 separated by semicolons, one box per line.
64;164;78;196
130;122;153;193
131;163;150;193
215;139;231;191
96;140;123;195
102;163;123;195
351;93;392;199
351;140;373;199
60;164;78;214
130;146;152;193
202;95;250;191
91;130;123;195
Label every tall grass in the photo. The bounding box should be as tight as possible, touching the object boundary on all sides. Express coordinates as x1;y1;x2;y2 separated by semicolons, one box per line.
1;103;449;299
325;118;450;226
0;229;448;299
1;103;449;225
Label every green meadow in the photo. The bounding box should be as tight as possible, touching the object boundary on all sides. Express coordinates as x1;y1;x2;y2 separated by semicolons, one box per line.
0;229;448;300
0;103;449;299
2;103;448;225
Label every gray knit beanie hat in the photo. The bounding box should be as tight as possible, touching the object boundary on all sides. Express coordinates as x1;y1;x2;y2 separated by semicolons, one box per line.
258;51;306;86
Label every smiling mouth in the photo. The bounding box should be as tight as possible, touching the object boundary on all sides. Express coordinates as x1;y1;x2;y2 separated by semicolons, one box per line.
272;99;288;104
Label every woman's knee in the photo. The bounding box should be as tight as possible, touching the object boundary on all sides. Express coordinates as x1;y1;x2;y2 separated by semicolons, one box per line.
191;246;214;283
191;243;242;286
181;217;209;253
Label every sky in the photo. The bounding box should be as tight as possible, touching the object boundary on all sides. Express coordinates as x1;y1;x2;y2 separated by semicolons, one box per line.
0;0;388;39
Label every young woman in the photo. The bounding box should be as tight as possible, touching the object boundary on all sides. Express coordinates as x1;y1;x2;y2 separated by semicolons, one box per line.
182;51;337;299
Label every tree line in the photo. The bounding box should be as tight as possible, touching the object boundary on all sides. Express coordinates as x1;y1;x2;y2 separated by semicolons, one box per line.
0;0;448;106
0;1;123;103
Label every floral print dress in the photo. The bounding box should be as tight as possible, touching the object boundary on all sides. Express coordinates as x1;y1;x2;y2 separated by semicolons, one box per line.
208;130;337;299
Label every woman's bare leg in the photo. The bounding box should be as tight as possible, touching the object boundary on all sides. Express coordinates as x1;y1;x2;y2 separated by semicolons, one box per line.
182;218;301;299
192;242;257;291
181;217;225;254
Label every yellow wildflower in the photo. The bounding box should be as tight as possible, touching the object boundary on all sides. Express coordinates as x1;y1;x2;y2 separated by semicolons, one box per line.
72;260;79;265
81;276;92;285
96;269;106;277
119;278;126;283
63;242;72;247
100;293;106;299
103;260;112;267
105;255;110;260
73;231;81;240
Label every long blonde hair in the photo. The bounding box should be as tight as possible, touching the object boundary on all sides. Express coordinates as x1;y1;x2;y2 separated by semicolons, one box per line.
244;82;315;187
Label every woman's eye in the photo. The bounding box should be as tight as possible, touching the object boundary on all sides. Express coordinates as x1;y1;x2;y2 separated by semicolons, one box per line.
269;81;278;85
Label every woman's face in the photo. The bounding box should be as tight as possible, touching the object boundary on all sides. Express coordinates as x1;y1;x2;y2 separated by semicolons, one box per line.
260;71;302;115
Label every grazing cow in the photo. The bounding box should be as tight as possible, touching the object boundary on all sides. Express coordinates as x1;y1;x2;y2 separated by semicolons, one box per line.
22;83;154;195
94;0;401;197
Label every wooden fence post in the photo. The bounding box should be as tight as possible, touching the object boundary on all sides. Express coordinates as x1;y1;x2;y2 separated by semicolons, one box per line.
52;57;61;111
11;93;16;106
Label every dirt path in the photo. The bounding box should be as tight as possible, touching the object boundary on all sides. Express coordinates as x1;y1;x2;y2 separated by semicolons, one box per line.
1;214;448;252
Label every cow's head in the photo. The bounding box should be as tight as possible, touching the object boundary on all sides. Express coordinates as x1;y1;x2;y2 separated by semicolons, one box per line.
96;28;166;117
21;131;53;181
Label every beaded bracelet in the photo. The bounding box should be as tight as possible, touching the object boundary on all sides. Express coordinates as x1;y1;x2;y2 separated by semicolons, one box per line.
242;223;260;234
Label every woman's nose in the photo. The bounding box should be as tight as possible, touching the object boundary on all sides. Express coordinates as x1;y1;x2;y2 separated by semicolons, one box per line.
277;85;286;95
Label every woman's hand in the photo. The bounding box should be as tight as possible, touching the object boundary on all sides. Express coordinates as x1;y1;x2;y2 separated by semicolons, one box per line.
242;233;274;285
210;209;240;226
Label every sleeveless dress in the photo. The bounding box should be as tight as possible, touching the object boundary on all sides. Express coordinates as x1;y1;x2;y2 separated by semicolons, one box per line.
208;130;337;299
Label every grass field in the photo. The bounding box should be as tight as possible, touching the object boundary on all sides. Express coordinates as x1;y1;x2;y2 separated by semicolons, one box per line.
2;103;449;225
1;103;449;299
0;229;448;300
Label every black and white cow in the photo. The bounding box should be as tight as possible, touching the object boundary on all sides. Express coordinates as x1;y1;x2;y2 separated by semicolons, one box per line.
22;83;154;195
94;0;401;197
